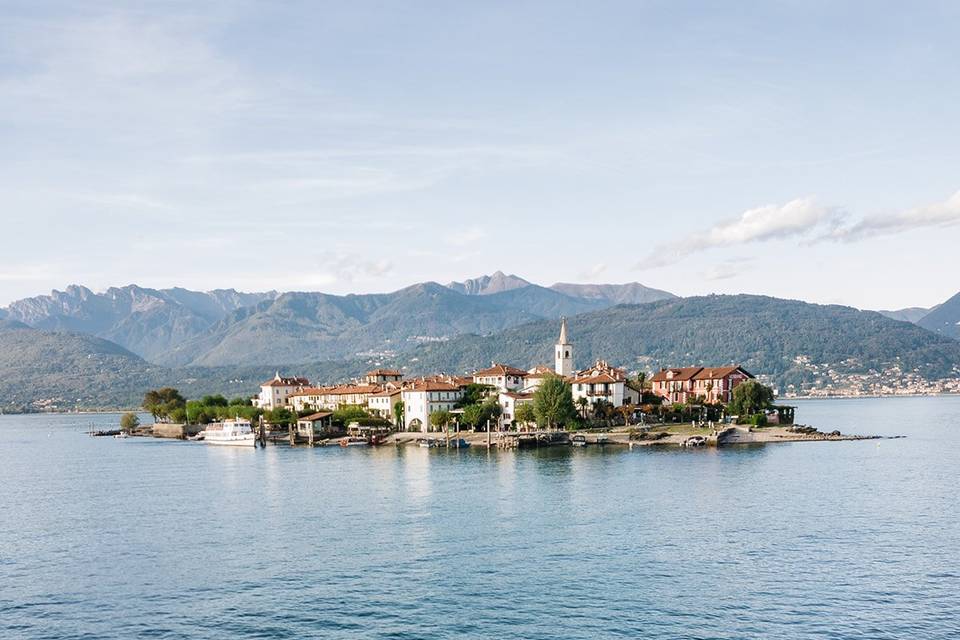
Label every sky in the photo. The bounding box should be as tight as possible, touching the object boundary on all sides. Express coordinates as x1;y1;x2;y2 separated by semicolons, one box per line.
1;0;959;310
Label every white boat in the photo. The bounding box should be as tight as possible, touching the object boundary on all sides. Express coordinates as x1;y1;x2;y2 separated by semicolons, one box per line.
202;419;256;447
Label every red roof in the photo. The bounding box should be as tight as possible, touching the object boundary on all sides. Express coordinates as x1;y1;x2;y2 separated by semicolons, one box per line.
262;376;310;387
693;366;753;381
299;411;333;421
500;391;534;400
650;367;703;383
367;368;402;377
571;372;622;384
290;384;381;397
473;363;528;377
404;381;460;392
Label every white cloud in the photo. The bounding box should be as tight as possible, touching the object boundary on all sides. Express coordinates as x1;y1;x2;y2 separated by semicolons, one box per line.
638;197;843;268
829;190;960;241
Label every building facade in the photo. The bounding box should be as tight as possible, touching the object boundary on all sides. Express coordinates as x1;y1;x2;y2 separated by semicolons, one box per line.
254;372;310;410
401;381;463;432
364;369;404;385
498;391;534;429
473;363;528;392
570;360;639;408
651;366;753;404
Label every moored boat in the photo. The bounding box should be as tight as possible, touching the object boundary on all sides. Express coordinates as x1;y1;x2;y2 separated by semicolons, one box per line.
571;434;587;447
340;437;368;447
202;418;256;447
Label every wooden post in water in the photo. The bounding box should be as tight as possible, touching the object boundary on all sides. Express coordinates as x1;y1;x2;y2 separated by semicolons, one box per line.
308;422;314;447
486;419;491;448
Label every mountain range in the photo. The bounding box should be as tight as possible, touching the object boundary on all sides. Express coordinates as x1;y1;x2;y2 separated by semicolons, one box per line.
0;274;676;367
1;275;959;411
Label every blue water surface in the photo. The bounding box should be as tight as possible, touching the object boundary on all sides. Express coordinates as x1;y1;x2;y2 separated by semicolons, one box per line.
1;396;958;639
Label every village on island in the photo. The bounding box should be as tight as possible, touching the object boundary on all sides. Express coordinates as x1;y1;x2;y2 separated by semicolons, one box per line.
107;317;873;449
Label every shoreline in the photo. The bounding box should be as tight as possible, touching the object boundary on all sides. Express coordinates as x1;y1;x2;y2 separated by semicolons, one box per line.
5;391;960;416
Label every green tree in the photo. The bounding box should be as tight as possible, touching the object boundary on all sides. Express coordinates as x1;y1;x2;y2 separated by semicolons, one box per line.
575;396;589;419
119;412;140;433
727;380;775;417
430;410;452;433
393;401;405;427
265;407;295;427
461;404;485;430
533;377;576;430
514;403;535;428
455;383;494;408
229;397;250;406
483;398;502;429
333;405;369;426
143;388;186;422
169;407;187;424
201;394;229;407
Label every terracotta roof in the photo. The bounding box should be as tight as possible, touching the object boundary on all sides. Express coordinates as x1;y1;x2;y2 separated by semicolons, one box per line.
473;363;528;377
289;387;332;396
366;368;402;377
650;367;703;383
369;389;403;398
404;381;461;392
693;366;753;380
527;365;554;375
326;384;381;395
299;411;333;421
571;372;622;384
290;384;380;397
262;376;310;387
499;391;534;400
525;371;558;379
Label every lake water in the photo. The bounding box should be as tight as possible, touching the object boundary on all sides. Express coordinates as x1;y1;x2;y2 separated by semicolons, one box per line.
2;396;959;639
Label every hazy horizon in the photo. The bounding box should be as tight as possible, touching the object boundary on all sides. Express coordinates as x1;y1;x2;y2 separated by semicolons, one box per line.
3;2;959;309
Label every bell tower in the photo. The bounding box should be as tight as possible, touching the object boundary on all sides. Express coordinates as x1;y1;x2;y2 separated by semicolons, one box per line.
554;317;573;377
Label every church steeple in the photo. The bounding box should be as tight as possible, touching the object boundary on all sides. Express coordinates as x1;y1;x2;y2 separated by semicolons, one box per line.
555;317;573;376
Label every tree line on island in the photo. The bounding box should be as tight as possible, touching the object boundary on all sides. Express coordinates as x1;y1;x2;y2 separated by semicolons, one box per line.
131;376;778;434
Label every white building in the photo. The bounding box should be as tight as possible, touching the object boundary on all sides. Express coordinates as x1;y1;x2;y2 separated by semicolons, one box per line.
473;363;527;392
401;381;463;432
368;388;403;424
570;360;640;408
523;365;557;392
254;372;310;410
555;318;573;377
499;391;535;429
289;384;381;412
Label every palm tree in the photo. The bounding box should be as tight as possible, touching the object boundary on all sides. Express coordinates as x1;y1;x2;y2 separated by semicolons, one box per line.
575;396;589;420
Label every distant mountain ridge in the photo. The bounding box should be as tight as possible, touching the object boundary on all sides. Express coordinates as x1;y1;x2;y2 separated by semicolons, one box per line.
877;307;932;323
917;291;960;340
4;292;960;410
445;271;532;295
0;285;277;362
0;275;672;367
159;281;607;367
549;281;677;305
